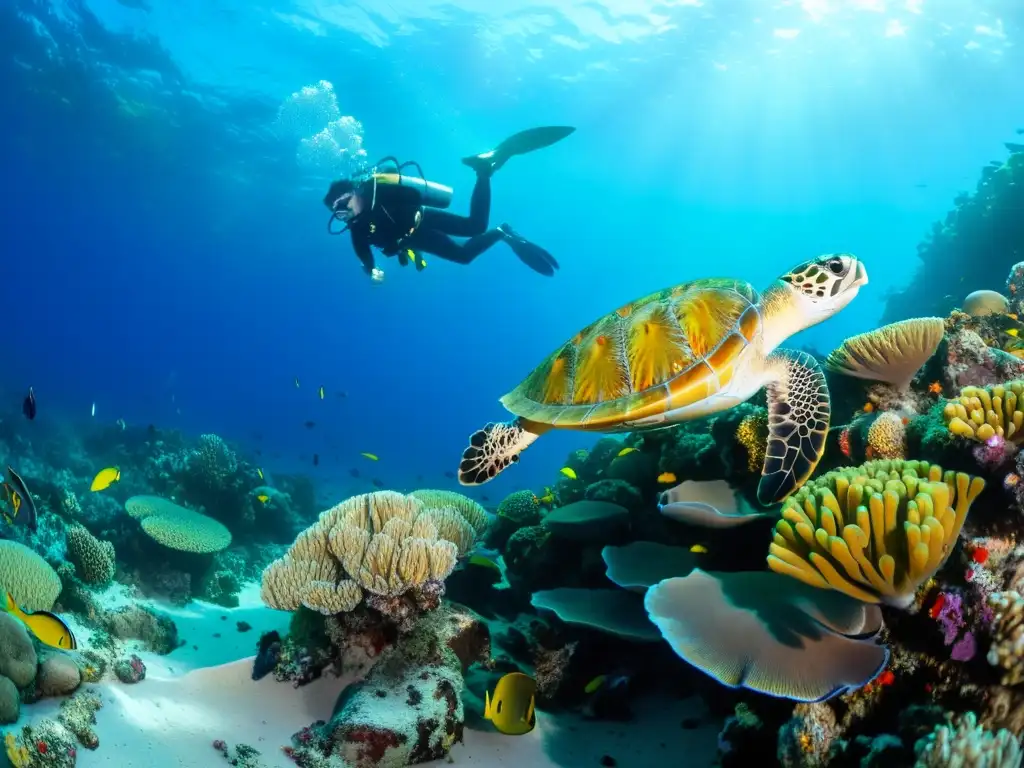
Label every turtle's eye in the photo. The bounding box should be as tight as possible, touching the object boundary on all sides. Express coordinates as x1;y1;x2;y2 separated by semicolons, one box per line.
826;258;846;275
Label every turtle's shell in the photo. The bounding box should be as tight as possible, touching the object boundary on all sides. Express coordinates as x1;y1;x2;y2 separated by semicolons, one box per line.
502;278;762;429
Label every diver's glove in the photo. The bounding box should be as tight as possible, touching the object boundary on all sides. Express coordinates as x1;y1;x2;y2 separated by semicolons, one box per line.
370;267;385;284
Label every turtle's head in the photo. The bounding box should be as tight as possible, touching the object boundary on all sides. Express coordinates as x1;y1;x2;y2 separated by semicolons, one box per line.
778;253;868;324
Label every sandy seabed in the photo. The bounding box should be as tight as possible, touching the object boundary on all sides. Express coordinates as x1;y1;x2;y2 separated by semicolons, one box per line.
8;585;717;768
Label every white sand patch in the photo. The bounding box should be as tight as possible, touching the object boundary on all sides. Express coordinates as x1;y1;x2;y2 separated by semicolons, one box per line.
5;582;719;767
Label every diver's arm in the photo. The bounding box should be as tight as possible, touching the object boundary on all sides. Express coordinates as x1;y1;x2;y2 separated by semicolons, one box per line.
350;231;376;275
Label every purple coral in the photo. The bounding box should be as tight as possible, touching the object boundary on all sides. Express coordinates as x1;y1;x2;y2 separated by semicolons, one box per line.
936;591;966;646
951;632;977;662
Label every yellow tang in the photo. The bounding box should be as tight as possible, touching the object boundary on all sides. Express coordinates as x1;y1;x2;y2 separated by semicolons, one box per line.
559;467;577;480
657;472;677;484
256;494;270;504
361;452;379;461
319;386;325;400
3;592;77;650
484;672;536;736
90;467;121;492
616;447;636;457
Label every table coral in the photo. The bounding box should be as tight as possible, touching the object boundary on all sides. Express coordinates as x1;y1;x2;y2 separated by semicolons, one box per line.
767;460;985;607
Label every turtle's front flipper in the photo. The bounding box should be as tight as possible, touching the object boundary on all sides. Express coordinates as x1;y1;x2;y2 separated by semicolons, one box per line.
458;419;542;486
757;350;831;506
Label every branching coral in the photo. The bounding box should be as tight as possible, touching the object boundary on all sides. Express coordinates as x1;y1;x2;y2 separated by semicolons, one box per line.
66;524;115;586
824;317;945;390
866;412;907;460
914;712;1021;767
188;433;238;487
987;591;1024;685
944;381;1024;443
767;460;985;607
735;408;769;472
261;491;474;616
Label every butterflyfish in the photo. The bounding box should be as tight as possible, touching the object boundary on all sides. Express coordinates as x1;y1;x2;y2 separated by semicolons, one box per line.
484;672;537;736
2;592;76;650
559;467;577;480
361;452;379;461
90;467;121;492
2;467;37;532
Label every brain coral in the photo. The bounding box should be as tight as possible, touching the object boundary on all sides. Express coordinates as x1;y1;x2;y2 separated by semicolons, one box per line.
125;496;232;554
866;412;907;460
261;490;469;616
0;540;61;612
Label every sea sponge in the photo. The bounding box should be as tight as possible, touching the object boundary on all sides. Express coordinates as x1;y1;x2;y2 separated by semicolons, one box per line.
987;591;1024;685
867;412;907;460
495;490;542;525
0;540;61;612
944;381;1024;443
125;496;231;554
735;408;769;473
409;489;490;534
66;524;116;586
767;460;985;607
914;712;1020;767
824;317;945;390
261;491;465;615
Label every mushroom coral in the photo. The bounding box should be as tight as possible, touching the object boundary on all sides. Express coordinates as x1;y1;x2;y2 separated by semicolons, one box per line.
824;317;945;390
766;460;985;607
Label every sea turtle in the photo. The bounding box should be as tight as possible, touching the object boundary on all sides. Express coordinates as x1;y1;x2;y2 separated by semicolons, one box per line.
458;254;869;505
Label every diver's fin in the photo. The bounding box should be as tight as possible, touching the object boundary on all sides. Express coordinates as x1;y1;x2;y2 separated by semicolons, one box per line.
499;224;559;277
462;126;575;175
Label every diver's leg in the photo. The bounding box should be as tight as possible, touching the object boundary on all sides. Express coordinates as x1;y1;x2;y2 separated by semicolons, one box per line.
419;174;491;237
410;227;503;265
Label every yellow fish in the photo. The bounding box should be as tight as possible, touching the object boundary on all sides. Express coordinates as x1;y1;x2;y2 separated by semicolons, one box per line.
468;554;502;573
534;486;555;505
584;675;606;694
1008;328;1020;338
3;592;76;650
616;447;636;457
90;467;121;492
657;472;677;484
559;467;577;480
361;452;379;461
256;494;270;504
484;672;537;736
257;468;264;480
319;386;325;400
690;544;708;554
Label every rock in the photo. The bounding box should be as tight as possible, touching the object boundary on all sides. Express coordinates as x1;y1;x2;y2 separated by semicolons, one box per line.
113;655;147;684
37;653;83;697
0;612;38;688
100;604;179;654
294;605;483;767
0;674;19;724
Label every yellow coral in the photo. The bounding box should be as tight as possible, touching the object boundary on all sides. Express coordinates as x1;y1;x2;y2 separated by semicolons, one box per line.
261;490;468;615
735;409;768;472
767;460;985;607
943;381;1024;443
866;412;907;460
5;732;31;768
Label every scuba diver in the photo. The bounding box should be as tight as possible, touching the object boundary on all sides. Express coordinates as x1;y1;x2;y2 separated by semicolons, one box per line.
323;126;575;283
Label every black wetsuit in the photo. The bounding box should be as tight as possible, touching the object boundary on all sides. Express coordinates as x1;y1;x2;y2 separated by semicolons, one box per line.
349;170;503;275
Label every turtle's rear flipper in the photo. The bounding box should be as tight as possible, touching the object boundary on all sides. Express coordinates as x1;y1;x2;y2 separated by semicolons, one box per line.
757;350;831;506
458;419;540;485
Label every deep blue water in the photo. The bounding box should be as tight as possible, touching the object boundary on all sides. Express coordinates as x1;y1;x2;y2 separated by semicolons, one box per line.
2;0;1022;503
